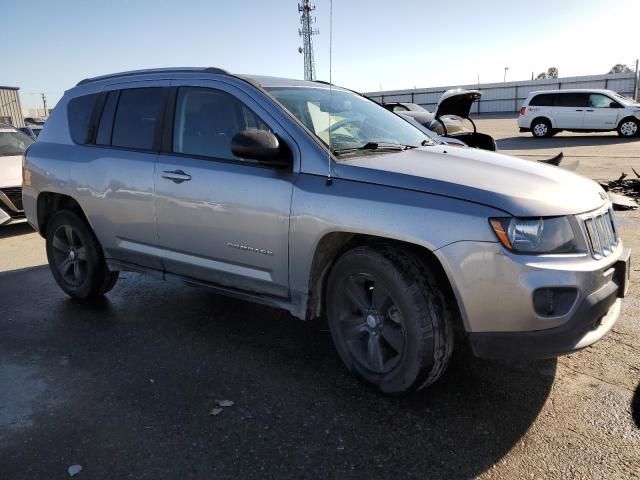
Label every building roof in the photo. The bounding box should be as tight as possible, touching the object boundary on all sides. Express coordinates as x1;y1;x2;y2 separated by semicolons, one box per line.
0;86;20;91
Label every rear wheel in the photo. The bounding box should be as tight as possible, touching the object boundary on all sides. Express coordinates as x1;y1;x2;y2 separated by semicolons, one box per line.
326;246;453;394
531;118;552;138
46;210;118;299
617;118;639;137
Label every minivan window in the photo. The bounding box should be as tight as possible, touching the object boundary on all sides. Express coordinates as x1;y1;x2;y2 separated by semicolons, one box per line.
172;87;270;161
68;93;99;144
555;93;588;108
111;88;165;150
588;94;616;108
529;93;555;106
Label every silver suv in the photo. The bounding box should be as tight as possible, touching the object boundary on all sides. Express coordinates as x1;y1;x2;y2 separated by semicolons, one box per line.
23;68;630;394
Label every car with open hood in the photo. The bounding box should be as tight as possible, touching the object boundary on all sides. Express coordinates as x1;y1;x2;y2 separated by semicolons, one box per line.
385;89;497;151
0;123;32;226
22;68;630;394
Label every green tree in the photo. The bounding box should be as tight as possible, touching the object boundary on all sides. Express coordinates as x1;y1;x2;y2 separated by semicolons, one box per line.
536;67;558;80
608;64;633;74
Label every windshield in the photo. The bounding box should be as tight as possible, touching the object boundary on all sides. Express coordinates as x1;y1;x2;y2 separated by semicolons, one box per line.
0;128;33;157
265;86;432;155
612;92;638;105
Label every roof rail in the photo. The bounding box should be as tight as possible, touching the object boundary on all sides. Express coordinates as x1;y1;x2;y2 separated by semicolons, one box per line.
76;67;229;86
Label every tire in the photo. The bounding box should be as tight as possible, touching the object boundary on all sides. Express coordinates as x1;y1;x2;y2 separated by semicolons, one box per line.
531;118;552;138
617;118;639;137
45;210;119;299
325;246;454;394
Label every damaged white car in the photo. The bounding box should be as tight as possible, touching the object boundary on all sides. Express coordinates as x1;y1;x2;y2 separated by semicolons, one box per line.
0;124;32;226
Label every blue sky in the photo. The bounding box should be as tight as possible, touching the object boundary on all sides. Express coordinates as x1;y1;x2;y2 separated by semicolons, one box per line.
2;0;638;109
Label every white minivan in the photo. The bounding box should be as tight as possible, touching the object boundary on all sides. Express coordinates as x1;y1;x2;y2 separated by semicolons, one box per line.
518;89;640;138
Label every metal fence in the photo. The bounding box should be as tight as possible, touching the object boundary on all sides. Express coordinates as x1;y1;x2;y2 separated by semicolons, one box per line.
365;72;638;114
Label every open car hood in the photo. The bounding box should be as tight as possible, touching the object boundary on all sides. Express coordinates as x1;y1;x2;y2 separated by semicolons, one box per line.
435;89;481;119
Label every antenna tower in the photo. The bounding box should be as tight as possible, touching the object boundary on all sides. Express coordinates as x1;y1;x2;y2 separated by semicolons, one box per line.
298;1;319;80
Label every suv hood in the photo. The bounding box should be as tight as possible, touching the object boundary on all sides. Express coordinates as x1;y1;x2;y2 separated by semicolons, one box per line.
435;89;481;119
335;146;607;217
0;154;22;188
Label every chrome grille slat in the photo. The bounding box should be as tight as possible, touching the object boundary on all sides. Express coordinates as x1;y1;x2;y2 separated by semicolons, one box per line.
580;208;618;259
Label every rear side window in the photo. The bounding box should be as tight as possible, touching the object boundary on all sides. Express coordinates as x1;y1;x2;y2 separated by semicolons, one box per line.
111;88;165;150
529;94;555;106
68;93;99;144
555;93;588;108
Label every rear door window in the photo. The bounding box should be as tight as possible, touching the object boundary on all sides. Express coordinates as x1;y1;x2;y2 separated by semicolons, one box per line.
111;88;166;150
529;94;555;106
68;93;100;144
555;93;588;108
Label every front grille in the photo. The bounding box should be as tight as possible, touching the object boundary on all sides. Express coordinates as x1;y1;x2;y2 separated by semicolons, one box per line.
0;187;23;211
581;209;618;259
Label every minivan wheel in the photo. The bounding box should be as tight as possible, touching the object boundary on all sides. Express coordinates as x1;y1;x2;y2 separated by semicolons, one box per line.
326;246;453;395
617;118;639;137
531;119;552;138
46;210;119;299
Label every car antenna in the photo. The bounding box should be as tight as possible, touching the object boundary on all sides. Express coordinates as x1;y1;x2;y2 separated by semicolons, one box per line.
326;0;333;186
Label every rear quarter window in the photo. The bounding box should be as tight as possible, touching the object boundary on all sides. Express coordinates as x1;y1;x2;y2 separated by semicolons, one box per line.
67;93;99;144
529;93;555;107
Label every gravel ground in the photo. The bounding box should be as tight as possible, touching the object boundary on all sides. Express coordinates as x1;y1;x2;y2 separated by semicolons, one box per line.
0;121;638;479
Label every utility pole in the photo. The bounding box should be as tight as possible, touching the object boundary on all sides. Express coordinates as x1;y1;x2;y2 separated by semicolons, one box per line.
298;1;319;81
41;93;48;118
504;66;509;82
634;59;639;101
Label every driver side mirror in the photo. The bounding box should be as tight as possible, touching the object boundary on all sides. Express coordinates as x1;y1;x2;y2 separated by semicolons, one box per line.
231;129;291;168
609;101;623;108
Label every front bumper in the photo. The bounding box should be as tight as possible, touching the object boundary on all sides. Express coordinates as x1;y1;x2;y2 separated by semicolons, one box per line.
435;239;630;360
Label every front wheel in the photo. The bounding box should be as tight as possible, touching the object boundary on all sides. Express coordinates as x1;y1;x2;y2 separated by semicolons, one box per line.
326;246;454;394
45;210;119;300
618;118;639;137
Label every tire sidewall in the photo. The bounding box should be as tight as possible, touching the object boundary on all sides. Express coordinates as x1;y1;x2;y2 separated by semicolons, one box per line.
326;248;436;394
45;211;105;299
531;119;551;138
618;118;639;137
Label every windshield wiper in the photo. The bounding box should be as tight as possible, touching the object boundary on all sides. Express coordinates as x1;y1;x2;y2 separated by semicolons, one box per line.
332;142;416;156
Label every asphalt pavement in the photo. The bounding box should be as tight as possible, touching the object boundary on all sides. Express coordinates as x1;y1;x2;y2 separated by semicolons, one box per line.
1;123;639;479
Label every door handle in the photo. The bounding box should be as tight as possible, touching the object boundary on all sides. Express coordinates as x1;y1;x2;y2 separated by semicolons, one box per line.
585;109;594;112
161;169;192;183
575;109;583;112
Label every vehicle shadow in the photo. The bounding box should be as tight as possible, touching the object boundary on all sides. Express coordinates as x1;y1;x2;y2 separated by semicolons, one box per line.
0;223;34;239
497;135;639;151
633;382;640;429
0;268;556;479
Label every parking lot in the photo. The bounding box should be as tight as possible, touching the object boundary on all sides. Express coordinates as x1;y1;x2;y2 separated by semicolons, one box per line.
1;117;639;479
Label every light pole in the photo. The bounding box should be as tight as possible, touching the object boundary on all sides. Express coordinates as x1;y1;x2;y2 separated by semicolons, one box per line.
504;66;509;83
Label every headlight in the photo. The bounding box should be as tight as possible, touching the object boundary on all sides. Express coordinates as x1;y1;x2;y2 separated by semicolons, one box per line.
489;217;578;254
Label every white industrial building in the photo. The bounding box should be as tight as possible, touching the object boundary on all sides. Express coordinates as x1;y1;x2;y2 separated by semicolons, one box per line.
0;86;24;126
366;72;638;114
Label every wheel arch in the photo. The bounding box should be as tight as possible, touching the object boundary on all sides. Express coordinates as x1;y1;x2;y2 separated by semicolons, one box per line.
530;116;552;129
618;115;639;130
36;192;90;238
305;232;462;327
